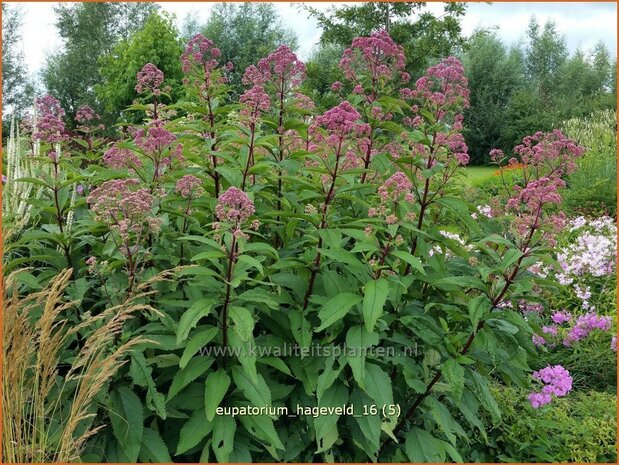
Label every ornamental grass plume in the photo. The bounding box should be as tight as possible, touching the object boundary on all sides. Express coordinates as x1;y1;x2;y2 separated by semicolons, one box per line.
1;268;156;463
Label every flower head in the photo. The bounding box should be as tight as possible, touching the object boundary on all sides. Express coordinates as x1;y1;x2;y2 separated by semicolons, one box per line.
135;63;164;95
176;174;204;199
215;187;255;224
34;95;67;143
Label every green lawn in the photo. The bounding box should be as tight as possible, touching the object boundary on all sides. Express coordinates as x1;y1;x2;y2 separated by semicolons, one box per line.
460;166;495;185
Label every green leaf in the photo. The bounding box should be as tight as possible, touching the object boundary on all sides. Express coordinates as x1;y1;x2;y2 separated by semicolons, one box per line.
238;415;285;452
346;326;379;388
139;427;172;463
405;427;446;462
109;386;143;462
229;306;254;342
167;357;214;401
441;358;465;401
468;295;492;330
179;326;218;369
176;408;212;455
177;299;213;345
236;254;264;274
315;293;362;332
130;353;166;419
392;251;425;275
231;366;272;407
205;369;231;421
362;278;389;332
212;416;236;463
363;363;393;408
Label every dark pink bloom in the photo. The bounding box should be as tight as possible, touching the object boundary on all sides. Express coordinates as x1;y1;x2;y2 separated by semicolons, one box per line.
176;174;204;199
135;63;164;95
34;95;67;143
215;187;255;224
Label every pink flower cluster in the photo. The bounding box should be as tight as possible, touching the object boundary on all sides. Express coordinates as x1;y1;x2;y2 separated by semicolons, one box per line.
181;33;221;74
378;172;414;204
176;174;204;199
239;85;271;122
402;57;469;110
514;130;585;177
215;187;255;224
528;365;573;408
563;313;613;346
87;178;160;239
313;101;365;137
75;105;99;123
435;131;469;165
532;309;613;348
135;63;164;95
339;30;406;94
242;45;305;88
103;145;142;170
132;121;183;166
34;95;67;144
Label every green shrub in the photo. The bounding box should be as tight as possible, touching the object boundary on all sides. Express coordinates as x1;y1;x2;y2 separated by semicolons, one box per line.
561;110;617;217
464;384;617;463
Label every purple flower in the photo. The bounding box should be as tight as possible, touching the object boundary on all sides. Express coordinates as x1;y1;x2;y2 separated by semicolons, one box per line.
34;95;67;144
215;187;255;224
135;63;164;95
529;365;573;408
175;175;204;199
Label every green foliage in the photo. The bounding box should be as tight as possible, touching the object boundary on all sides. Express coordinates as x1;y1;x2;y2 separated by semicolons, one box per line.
42;2;159;126
561;110;617;216
199;3;298;96
463;31;524;164
97;12;183;122
1;3;33;125
464;18;616;163
536;333;617;394
5;25;603;463
465;384;617;463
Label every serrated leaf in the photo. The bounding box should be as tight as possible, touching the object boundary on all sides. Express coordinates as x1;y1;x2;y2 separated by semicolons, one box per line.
405;427;445;462
167;357;214;401
315;293;362;332
363;363;393;408
392;251;426;275
229;306;254;341
468;295;492;330
231;366;272;407
176;408;212;455
177;299;213;345
441;358;465;401
362;278;389;332
239;415;285;452
109;386;143;462
346;326;379;388
180;326;218;369
205;369;231;421
139;427;172;463
212;416;236;463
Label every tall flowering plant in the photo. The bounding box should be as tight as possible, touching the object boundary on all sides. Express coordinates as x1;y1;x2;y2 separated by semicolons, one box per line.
5;31;594;463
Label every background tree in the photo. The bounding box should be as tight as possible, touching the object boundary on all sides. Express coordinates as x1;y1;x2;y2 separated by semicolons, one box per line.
2;3;33;126
42;2;159;125
463;31;524;164
301;2;467;110
96;12;183;123
198;3;298;96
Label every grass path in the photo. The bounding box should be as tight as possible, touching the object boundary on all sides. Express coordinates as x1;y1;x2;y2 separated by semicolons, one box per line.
460;166;495;185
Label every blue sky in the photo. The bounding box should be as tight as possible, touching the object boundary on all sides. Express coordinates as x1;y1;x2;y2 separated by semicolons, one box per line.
12;2;618;75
